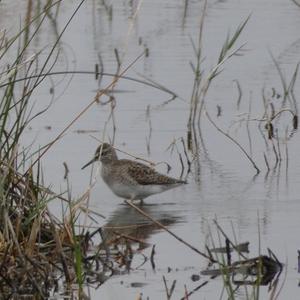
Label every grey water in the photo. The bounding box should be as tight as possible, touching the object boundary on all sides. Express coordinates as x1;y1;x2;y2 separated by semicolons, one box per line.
2;0;300;298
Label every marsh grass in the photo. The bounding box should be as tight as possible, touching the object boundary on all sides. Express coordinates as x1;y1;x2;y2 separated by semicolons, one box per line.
187;3;249;132
186;3;298;176
0;1;78;295
186;2;252;179
0;1;145;298
201;220;283;300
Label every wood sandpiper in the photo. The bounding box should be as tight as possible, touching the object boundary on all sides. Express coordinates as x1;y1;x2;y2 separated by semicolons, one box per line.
82;143;187;203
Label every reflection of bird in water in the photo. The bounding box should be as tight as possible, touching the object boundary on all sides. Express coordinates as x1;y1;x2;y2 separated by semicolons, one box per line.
94;204;180;276
82;143;187;204
101;203;180;249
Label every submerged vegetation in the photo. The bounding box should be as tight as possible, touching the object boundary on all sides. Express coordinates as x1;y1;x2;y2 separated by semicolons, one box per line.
0;0;298;299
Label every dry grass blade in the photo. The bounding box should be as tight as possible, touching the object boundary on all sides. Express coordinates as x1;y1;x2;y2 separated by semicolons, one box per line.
291;0;300;8
180;281;209;300
205;110;260;174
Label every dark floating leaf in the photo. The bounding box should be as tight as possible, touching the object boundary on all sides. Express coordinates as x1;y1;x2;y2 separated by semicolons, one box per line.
130;282;147;288
297;250;300;274
191;274;201;282
95;63;99;80
293;115;298;130
187;130;192;150
216;105;222;117
265;122;274;139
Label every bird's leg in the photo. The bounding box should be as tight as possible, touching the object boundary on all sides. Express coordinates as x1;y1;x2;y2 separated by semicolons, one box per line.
139;199;144;206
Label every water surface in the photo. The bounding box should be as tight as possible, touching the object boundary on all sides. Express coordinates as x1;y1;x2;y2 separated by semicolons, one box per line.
2;0;300;298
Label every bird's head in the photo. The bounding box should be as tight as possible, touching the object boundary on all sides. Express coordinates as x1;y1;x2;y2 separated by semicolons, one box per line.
81;143;118;169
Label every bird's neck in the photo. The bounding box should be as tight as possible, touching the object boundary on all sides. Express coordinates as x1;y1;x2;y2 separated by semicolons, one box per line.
101;155;118;164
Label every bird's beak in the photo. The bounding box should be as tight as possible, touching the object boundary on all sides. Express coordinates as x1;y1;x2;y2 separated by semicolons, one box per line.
81;157;96;170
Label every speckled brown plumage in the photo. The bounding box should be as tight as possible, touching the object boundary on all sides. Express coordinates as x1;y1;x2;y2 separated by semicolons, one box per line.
125;160;186;185
82;143;187;201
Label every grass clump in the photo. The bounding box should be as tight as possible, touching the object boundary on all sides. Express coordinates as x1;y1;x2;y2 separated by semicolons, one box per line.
0;2;141;298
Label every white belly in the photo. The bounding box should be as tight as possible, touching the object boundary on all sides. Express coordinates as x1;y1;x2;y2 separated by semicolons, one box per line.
108;182;177;200
101;165;183;200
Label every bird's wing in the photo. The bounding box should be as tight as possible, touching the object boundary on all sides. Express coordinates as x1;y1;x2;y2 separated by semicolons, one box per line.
120;159;185;185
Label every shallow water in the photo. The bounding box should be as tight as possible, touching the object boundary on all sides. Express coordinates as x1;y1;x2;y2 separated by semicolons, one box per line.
2;0;300;298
